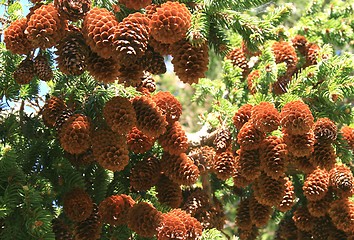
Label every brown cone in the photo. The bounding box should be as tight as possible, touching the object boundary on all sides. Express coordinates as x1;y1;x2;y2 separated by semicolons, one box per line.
307;191;333;217
238;148;261;181
277;176;295;212
130;156;161;191
329;164;354;198
52;218;74;240
127;127;155;154
309;142;336;171
328;198;354;233
249;195;273;228
42;96;67;127
233;155;253;188
158;121;188;155
86;51;120;84
313;117;337;144
54;0;91;22
74;204;102;240
213;127;232;153
157;211;187;240
152;91;182;124
4;18;33;55
283;130;315;157
226;47;248;73
170;209;203;240
233;104;253;130
34;55;53;81
272;41;298;74
235;197;252;230
188;146;215;173
140;46;167;75
213;151;236;180
156;175;183;208
292;206;315;232
13;58;35;85
251;102;280;133
120;0;152;10
63;188;93;222
237;121;265;150
303;167;329;201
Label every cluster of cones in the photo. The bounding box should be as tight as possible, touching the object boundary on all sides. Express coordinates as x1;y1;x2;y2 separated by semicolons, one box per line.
4;0;209;87
227;35;321;95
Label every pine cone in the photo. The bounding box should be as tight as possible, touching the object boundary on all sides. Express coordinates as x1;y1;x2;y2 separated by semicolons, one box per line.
292;206;315;232
233;104;253;130
112;12;150;65
272;74;292;95
194;205;225;230
235;197;252;230
292;155;316;173
237;121;265;150
52;218;74;240
66;149;95;167
158;121;188;155
329;164;354;198
150;1;191;44
213;127;232;153
86;51;120;84
145;4;159;19
283;130;315;157
63;188;93;222
74;204;102;240
42;96;66;127
91;128;130;172
127;127;155;154
341;126;354;150
238;148;261;181
272;41;298;74
55;109;74;133
313;117;337;144
247;70;260;94
103;96;137;135
59;114;91;155
309;142;336;170
33;55;53;81
56;30;89;76
161;152;200;185
152;91;182;124
149;36;171;55
280;100;314;135
251;102;280;133
213;151;236;180
328;198;354;233
119;0;152;10
259;136;288;180
276;217;298;240
140;46;167;75
171;40;209;84
181;188;210;216
54;0;91;22
13;58;35;85
157;211;187;240
117;62;145;88
307;191;333;217
156;175;183;208
292;35;308;56
132;95;168;138
25;3;67;48
306;43;320;66
277;177;295;212
98;194;135;226
233;155;253;188
170;209;203;240
130;156;161;191
303;167;329;201
226;47;248;73
4;18;33;55
82;7;118;59
136;71;156;93
249;195;273;228
127;202;162;238
238;225;259;240
188;146;215;173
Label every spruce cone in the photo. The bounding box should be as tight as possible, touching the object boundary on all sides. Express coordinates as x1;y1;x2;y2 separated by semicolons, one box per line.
132;95;168;138
13;58;35;85
55;109;74;133
150;1;191;44
170;209;203;240
238;148;261;181
247;70;260;94
292;35;308;56
117;62;145;88
329;164;354;198
341;126;354;150
145;4;159;19
52;218;74;240
313;117;337;144
238;225;259;240
127;202;162;238
161;152;200;185
120;0;152;10
86;51;119;84
260;136;288;180
303;167;329;201
25;3;67;48
233;155;253;188
194;204;225;230
328;198;354;233
237;122;265;150
63;188;93;222
56;30;89;76
276;217;298;240
98;194;135;226
103;96;137;135
226;47;248;73
158;121;188;155
171;40;209;84
74;204;102;240
4;18;33;55
33;55;53;81
280;100;314;135
91;128;129;171
188;146;215;173
292;155;316;173
156;175;183;208
157;211;187;240
213;151;236;180
181;188;210;216
306;43;320;66
307;191;333;217
127;127;155;154
149;36;171;55
235;197;252;230
249;195;273;228
82;7;118;59
59;114;91;155
137;71;156;93
272;41;298;74
283;130;315;157
54;0;91;22
292;206;315;232
141;47;167;75
130;156;161;191
309;142;336;170
233;104;253;130
152;91;182;124
66;149;95;167
42;96;66;127
251;102;280;133
277;177;295;212
213;127;232;153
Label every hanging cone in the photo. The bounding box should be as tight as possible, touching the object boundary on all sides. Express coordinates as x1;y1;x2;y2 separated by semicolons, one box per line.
249;195;273;228
283;130;315;157
4;18;34;55
238;148;261;181
250;102;280;133
233;104;253;130
13;57;36;85
313;117;337;144
158;121;188;155
63;188;93;222
329;164;354;198
309;142;336;171
130;156;161;191
156;175;183;208
127;127;155;154
213;150;236;180
237;122;265;150
86;51;120;84
152;91;182;124
213;127;232;153
33;55;53;81
54;0;91;22
303;167;329;201
277;176;295;212
42;96;67;127
74;204;102;240
292;206;315;232
235;197;252;230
